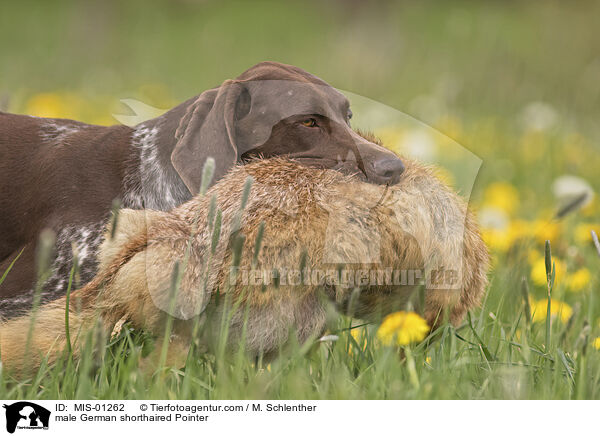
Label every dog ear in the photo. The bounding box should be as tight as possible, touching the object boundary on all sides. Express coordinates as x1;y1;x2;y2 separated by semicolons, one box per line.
171;80;248;195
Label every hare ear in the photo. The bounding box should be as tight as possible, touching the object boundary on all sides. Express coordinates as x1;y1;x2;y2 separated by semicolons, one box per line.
171;80;247;195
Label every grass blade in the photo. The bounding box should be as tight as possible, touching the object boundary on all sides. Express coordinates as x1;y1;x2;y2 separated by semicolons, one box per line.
0;247;25;286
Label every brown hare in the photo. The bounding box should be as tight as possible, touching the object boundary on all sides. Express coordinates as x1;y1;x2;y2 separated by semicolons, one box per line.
0;153;488;375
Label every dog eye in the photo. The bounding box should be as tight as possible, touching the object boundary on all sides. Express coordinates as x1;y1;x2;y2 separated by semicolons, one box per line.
301;118;318;128
347;110;353;120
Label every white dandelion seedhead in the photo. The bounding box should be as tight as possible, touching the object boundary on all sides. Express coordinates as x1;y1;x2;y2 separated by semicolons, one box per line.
520;101;558;132
553;175;594;209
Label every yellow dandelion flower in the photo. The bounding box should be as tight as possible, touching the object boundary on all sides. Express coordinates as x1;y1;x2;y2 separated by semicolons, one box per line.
509;219;532;241
481;229;507;252
529;219;561;245
575;223;600;244
482;219;561;253
531;257;565;287
483;182;520;215
349;326;368;352
26;93;66;118
566;268;591;292
350;327;363;342
376;311;430;346
25;92;86;120
530;298;572;323
594;338;600;351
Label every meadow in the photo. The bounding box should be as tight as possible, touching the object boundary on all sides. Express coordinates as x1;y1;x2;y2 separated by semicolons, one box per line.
0;0;599;399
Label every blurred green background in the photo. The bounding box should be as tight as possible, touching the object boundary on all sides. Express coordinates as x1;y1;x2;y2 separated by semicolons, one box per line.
1;0;599;252
2;0;599;188
2;0;599;260
1;0;598;127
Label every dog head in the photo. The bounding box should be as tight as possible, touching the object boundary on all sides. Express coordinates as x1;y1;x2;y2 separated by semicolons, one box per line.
167;61;405;194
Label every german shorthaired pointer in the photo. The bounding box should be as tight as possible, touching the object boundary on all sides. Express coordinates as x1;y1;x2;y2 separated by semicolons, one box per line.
0;61;405;318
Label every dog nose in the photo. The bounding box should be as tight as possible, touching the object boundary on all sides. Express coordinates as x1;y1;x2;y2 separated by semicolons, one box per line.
371;156;405;184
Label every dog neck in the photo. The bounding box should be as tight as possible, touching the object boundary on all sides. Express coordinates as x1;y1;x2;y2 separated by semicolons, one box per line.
122;118;192;211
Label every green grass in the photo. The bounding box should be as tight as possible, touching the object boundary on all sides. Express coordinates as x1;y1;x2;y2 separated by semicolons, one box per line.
1;192;599;400
1;255;599;400
1;0;600;399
